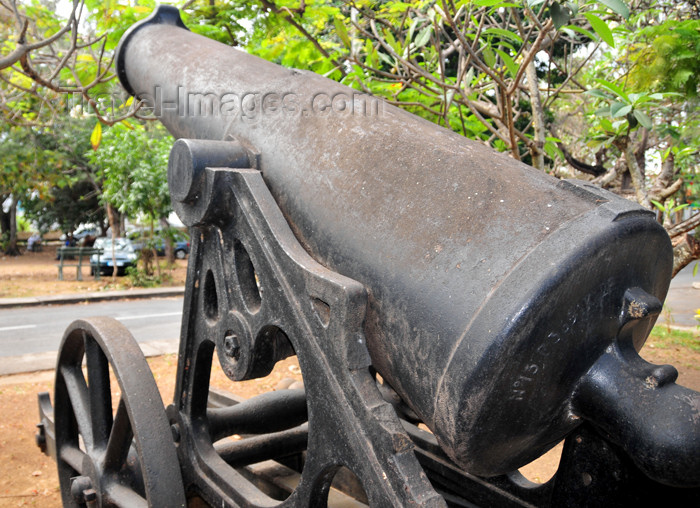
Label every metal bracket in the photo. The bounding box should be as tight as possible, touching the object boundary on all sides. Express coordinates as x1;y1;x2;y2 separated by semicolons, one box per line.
168;139;445;507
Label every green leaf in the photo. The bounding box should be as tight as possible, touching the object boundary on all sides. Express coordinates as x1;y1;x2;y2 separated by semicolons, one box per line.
693;262;698;278
596;0;630;19
474;0;507;6
377;51;395;67
627;92;643;104
90;122;102;151
583;12;615;47
550;2;572;30
334;18;351;49
483;28;523;44
544;139;564;160
596;79;630;103
633;110;653;129
464;67;475;87
610;102;631;117
406;18;419;48
650;200;665;212
585;89;611;99
495;48;518;77
414;26;433;49
600;118;614;131
385;29;399;53
483;44;496;68
563;24;598;42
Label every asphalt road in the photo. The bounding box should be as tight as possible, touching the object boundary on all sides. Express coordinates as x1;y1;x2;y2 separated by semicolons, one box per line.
0;298;183;375
662;263;700;327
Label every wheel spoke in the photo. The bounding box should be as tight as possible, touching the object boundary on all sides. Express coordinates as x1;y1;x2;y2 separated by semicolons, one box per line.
106;483;149;508
103;398;133;472
59;363;94;450
85;334;113;448
59;444;86;474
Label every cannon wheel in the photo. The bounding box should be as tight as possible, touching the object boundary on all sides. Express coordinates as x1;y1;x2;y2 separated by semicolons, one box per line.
53;317;185;507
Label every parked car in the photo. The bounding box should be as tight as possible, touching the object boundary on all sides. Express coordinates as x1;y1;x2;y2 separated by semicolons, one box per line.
90;237;138;276
173;239;190;259
60;225;100;244
129;230;190;259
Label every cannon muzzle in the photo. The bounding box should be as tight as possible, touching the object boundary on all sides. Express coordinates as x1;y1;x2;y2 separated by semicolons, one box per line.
115;6;699;485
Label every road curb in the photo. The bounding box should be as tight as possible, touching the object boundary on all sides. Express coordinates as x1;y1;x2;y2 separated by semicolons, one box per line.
0;286;185;309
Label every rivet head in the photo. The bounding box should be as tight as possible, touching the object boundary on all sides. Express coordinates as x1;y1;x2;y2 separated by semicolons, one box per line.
223;333;240;360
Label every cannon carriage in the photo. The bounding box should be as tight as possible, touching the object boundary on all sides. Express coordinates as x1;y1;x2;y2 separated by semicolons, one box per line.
37;6;699;507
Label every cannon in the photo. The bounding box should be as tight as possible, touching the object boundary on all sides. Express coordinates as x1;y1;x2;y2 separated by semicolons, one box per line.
37;6;699;507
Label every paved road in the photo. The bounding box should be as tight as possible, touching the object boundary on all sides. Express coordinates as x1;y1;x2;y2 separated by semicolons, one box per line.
0;298;183;375
662;263;700;328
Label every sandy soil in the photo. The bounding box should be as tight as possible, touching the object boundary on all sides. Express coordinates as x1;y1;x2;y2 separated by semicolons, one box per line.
0;250;698;505
0;249;188;298
0;354;303;507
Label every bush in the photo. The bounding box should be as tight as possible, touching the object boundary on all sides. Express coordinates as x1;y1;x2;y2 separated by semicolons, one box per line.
125;265;162;288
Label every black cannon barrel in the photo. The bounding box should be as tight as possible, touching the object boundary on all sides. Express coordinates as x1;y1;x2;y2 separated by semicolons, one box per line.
116;6;699;484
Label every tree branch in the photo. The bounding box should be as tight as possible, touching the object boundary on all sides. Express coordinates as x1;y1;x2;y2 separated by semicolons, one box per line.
667;212;700;239
672;233;700;278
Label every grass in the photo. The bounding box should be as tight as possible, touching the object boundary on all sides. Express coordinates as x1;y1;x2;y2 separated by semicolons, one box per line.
649;325;700;352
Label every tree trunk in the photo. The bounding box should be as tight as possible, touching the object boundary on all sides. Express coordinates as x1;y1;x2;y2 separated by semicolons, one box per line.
151;218;161;278
160;216;175;264
526;60;545;170
623;140;649;207
106;203;122;238
0;194;10;238
4;195;20;256
105;203;119;280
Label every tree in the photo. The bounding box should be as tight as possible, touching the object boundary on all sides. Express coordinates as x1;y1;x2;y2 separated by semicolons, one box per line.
1;1;697;273
185;0;698;274
86;121;174;273
0;123;64;254
558;2;700;274
0;0;148;126
23;179;106;236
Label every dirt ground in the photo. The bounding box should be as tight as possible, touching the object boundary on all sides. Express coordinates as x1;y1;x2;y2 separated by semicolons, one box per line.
0;354;303;507
0;250;698;506
0;249;188;298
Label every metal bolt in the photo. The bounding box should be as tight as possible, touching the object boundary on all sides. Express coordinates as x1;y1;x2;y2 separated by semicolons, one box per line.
170;423;181;443
581;472;593;486
223;333;240;360
84;488;98;507
70;476;93;503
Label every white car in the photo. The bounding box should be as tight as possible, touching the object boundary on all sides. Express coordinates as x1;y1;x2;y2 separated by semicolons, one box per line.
90;237;138;276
